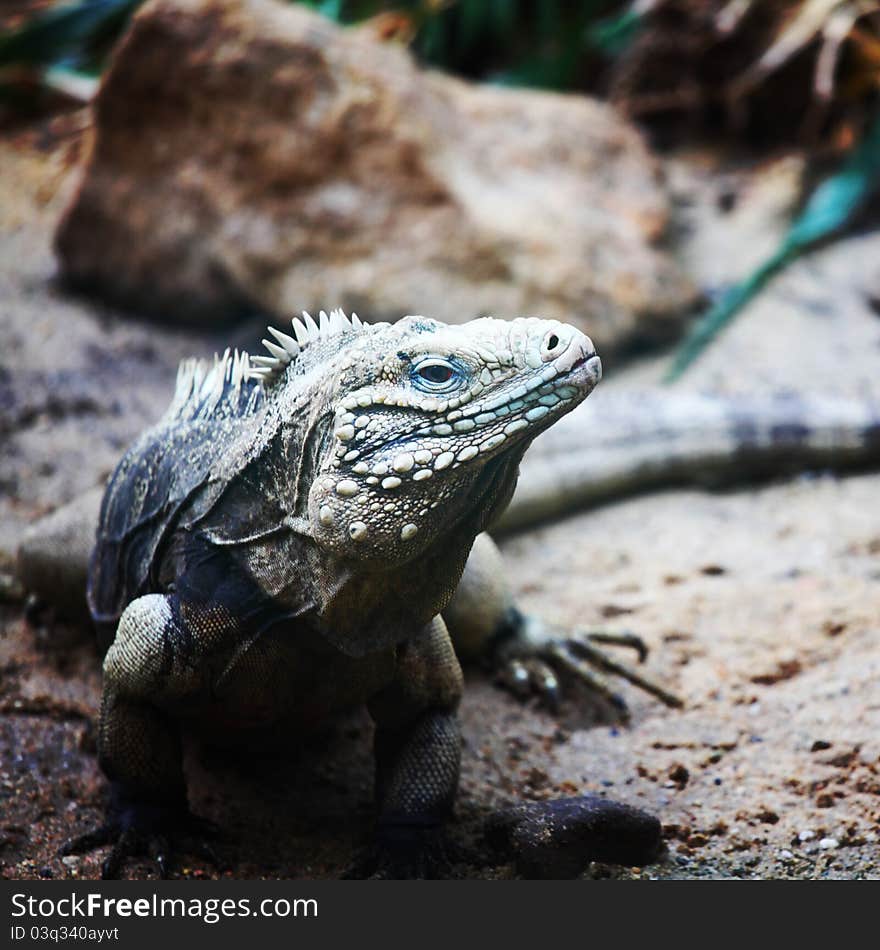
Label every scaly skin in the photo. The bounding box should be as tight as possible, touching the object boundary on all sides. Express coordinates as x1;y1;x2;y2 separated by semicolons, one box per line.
29;309;624;878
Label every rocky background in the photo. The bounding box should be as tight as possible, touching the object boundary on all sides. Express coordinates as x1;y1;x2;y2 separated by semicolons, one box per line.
55;0;696;349
1;0;879;879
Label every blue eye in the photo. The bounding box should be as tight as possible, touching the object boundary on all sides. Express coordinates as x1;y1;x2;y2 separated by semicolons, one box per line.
413;359;460;391
419;363;454;384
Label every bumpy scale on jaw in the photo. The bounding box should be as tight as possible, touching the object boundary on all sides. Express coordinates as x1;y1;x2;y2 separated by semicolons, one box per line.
302;313;601;564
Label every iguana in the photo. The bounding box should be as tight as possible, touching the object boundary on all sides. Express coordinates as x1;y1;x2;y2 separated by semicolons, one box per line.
17;306;880;878
20;308;675;879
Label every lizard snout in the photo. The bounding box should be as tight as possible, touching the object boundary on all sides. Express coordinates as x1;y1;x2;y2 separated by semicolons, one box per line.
538;324;596;366
536;323;600;389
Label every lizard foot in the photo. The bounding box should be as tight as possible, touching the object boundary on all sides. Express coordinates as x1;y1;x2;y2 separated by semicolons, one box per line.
61;791;223;879
343;822;452;880
494;612;683;719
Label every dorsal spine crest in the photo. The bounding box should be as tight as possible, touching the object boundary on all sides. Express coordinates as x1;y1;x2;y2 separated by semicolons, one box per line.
164;308;368;422
252;308;366;384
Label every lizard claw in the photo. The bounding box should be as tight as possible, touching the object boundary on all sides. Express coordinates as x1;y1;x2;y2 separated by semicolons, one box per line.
496;657;561;713
343;823;452;880
494;614;682;718
552;633;682;710
101;827;139;880
61;791;225;879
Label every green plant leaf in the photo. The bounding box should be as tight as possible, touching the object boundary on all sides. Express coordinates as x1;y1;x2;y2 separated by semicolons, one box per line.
588;7;643;55
784;118;880;250
665;112;880;382
0;0;141;70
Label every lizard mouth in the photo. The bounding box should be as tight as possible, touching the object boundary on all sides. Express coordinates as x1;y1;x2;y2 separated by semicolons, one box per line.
403;350;600;482
445;349;601;477
380;349;600;474
561;351;601;388
464;347;601;440
328;334;601;488
431;344;599;432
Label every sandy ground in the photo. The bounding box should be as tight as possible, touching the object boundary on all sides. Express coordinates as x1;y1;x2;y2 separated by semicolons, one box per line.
1;122;878;879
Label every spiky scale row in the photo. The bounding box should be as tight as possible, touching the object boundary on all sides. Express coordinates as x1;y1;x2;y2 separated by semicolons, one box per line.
165;348;263;422
255;308;366;383
165;307;369;424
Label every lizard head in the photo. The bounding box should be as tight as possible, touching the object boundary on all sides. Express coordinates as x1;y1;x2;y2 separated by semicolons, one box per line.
297;313;601;565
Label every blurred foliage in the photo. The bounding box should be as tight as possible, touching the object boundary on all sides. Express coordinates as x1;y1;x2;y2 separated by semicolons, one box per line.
0;0;635;125
0;0;138;73
0;0;137;116
666;109;880;380
609;1;880;149
305;1;626;90
3;1;880;145
0;1;628;95
330;0;630;89
4;1;880;142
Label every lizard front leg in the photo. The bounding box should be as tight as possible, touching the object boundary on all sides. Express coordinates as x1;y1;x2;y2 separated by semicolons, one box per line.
64;593;232;878
444;533;681;718
360;616;463;879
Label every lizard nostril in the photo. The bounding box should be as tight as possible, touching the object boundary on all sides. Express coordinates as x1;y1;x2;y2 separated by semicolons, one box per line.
540;328;569;361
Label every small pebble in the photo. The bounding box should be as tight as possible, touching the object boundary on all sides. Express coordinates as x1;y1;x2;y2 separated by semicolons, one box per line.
61;855;79;868
798;829;816;842
779;849;794;860
486;794;662;878
818;837;839;851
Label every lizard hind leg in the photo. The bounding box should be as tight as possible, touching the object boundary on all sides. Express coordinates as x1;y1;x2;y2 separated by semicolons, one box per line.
444;533;682;721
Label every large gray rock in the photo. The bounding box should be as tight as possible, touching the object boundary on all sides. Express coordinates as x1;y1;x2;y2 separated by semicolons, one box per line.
55;0;697;352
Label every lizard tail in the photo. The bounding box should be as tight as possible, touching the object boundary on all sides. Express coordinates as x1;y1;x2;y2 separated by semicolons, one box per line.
498;390;880;533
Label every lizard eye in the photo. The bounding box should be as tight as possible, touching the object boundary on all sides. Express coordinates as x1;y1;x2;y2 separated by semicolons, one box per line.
418;363;454;384
412;358;460;392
